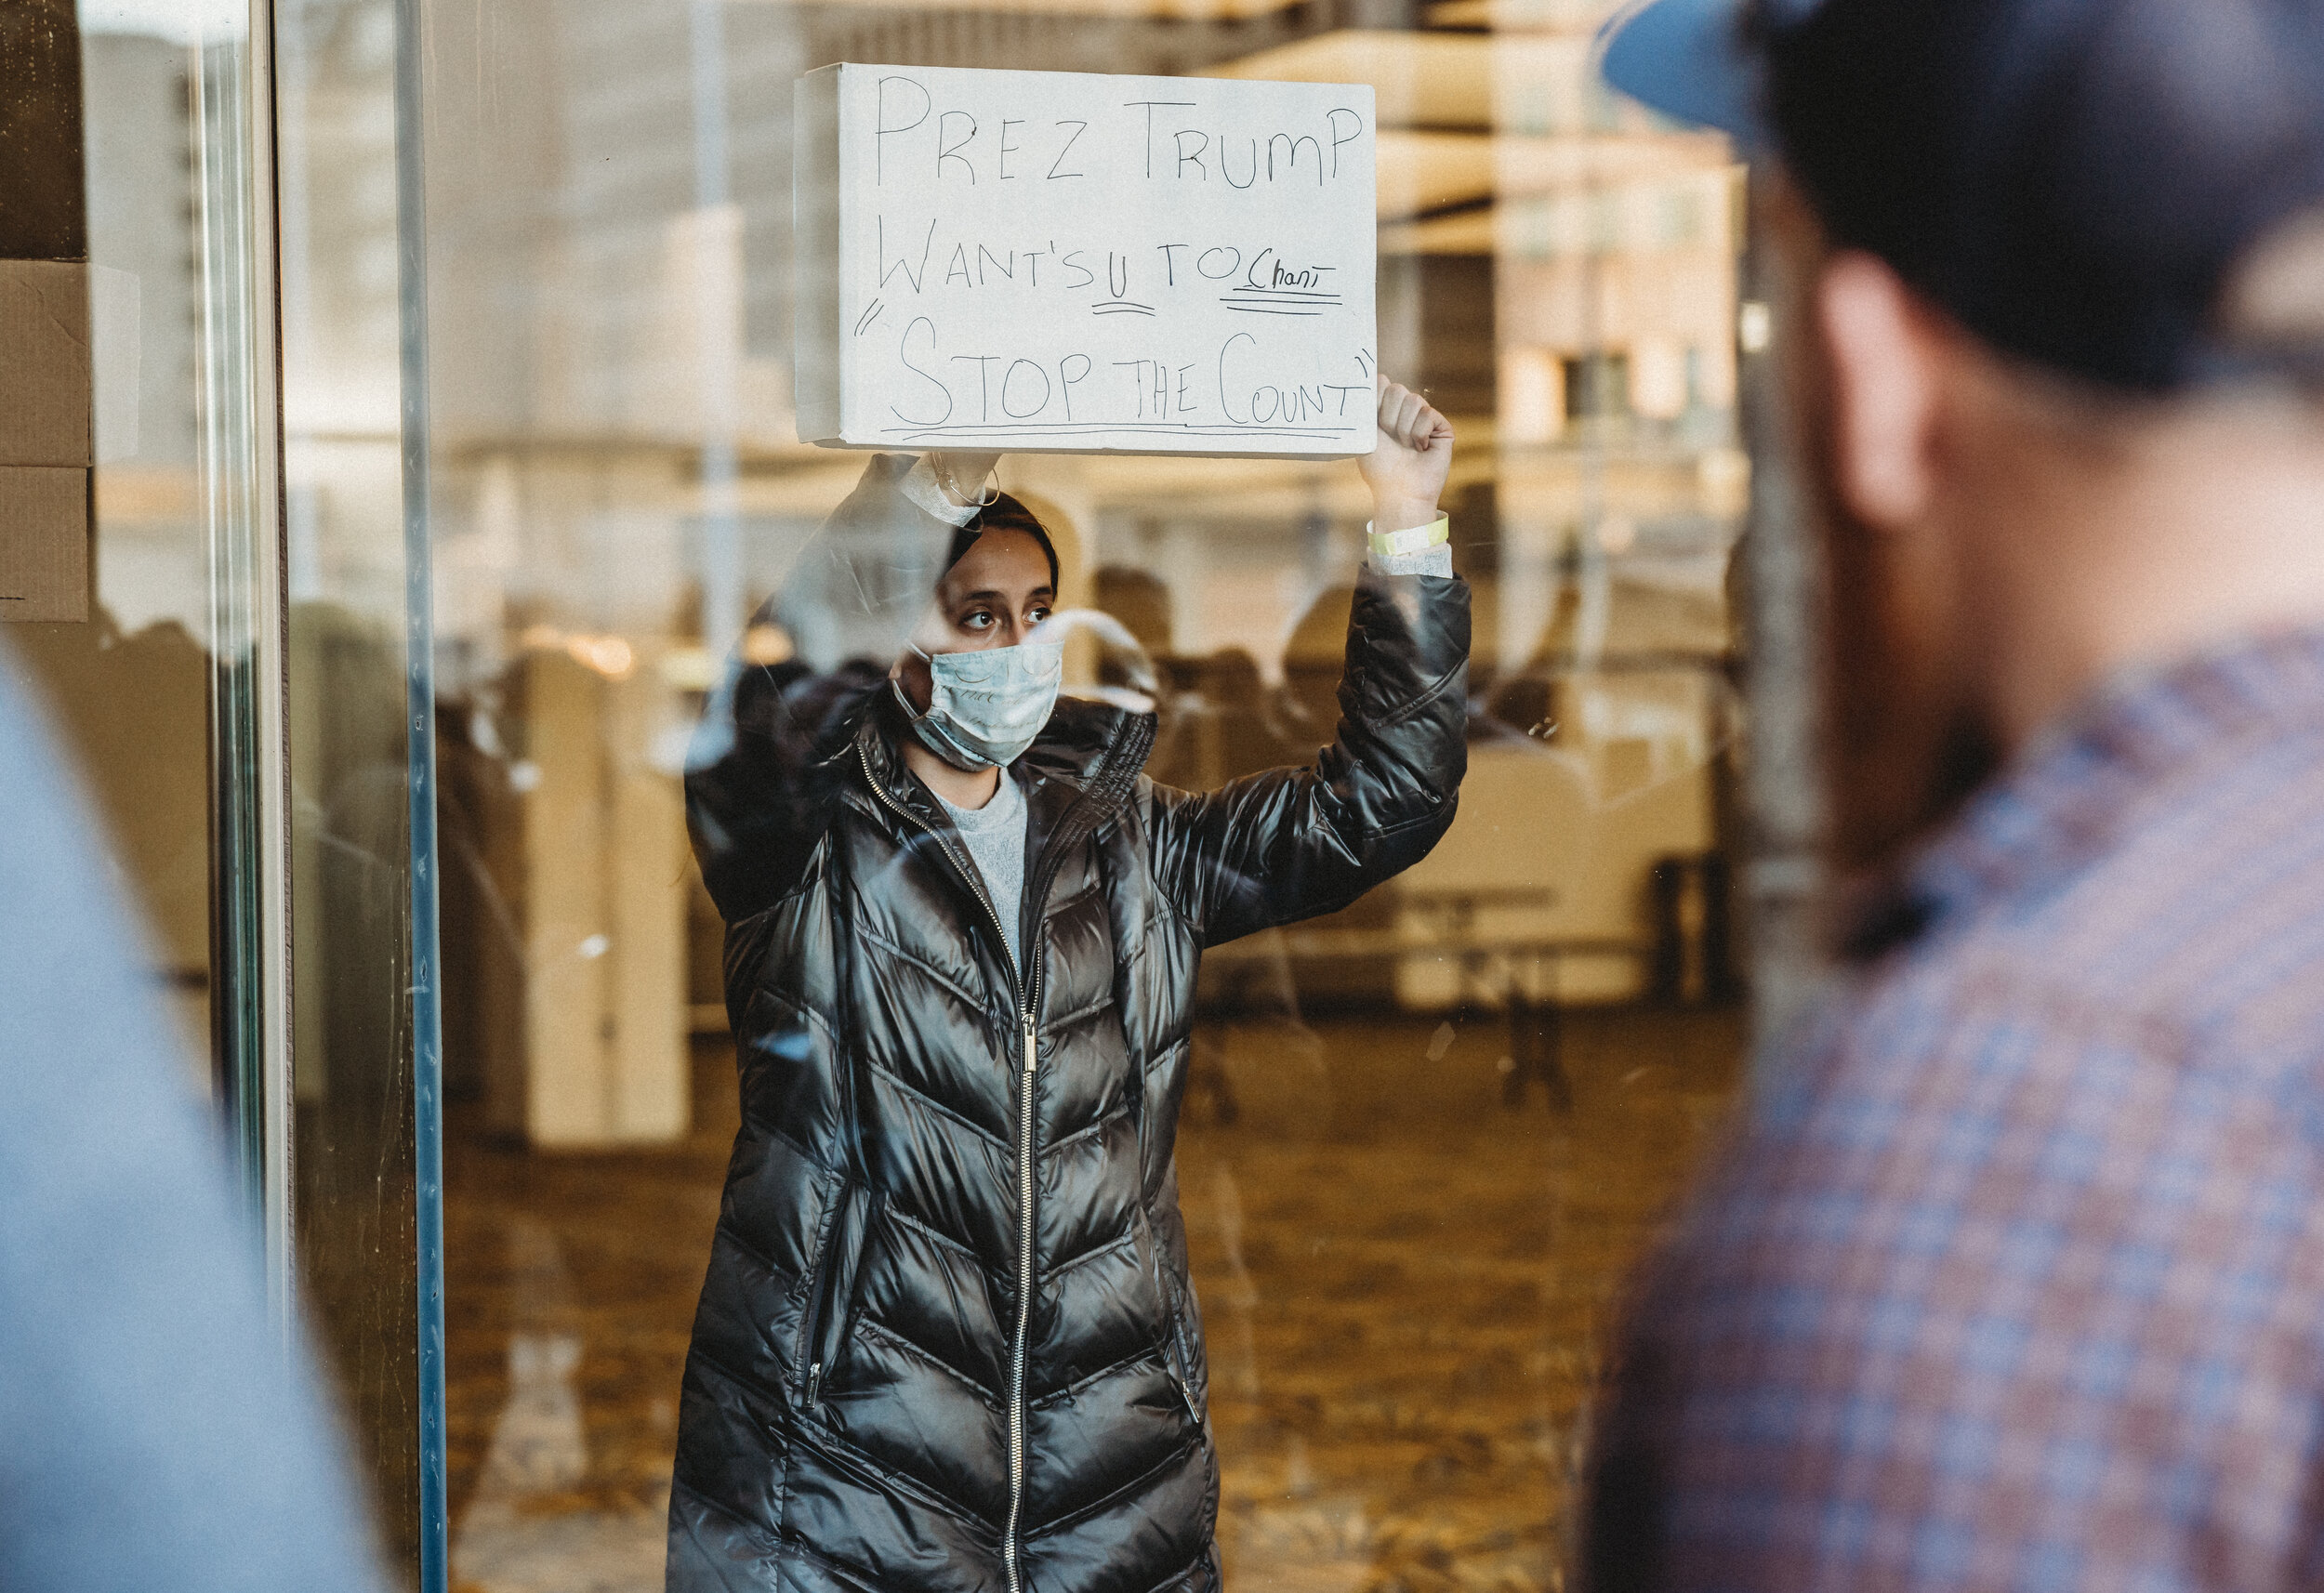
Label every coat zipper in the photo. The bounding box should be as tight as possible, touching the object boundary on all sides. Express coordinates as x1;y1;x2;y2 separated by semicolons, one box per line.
855;744;1048;1593
1003;1006;1038;1593
800;1184;854;1407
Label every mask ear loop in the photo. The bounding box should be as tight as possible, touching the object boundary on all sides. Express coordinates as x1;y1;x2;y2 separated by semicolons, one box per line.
891;642;934;724
889;674;925;725
935;462;1001;508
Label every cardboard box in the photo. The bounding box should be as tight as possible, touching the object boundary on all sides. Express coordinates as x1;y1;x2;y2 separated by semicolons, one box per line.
0;260;94;467
0;466;90;623
0;263;138;625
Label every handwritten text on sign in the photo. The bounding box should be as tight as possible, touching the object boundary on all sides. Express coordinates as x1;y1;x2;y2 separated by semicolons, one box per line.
794;63;1378;457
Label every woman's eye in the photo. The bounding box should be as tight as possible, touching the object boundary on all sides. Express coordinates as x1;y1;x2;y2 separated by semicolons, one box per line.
1027;605;1052;625
960;609;995;630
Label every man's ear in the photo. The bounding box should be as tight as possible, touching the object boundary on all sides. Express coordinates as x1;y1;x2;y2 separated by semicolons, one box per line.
1816;251;1944;532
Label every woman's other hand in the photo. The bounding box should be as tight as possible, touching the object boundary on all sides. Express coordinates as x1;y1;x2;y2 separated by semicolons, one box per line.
1356;378;1454;532
926;451;1003;509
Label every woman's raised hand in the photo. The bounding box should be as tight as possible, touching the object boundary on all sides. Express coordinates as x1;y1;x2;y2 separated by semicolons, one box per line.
1356;378;1455;533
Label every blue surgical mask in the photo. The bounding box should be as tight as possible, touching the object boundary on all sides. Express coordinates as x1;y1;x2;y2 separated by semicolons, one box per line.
894;640;1064;771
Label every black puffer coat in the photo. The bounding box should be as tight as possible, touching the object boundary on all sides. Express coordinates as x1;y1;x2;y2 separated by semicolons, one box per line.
669;567;1470;1593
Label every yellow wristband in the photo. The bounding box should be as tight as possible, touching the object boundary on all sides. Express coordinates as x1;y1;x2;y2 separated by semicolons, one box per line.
1367;515;1449;560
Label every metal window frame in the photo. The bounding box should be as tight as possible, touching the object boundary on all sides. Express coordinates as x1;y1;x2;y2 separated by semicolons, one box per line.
388;0;448;1579
195;0;296;1328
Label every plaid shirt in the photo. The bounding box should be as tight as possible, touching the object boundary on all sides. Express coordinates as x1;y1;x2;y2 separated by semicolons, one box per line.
1583;631;2324;1592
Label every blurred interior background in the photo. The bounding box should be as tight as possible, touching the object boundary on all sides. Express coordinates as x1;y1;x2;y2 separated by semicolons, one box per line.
4;0;1757;1585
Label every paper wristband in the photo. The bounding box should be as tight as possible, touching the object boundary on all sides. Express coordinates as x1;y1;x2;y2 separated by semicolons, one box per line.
1367;516;1450;560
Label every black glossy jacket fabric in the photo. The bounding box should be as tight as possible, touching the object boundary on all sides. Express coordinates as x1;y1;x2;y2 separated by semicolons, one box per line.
668;566;1471;1593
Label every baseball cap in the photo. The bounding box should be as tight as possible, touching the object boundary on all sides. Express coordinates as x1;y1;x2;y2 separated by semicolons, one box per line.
1599;0;2324;394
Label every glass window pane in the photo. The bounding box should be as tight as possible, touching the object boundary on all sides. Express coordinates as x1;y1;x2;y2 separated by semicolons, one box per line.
417;5;1750;1586
278;0;427;1572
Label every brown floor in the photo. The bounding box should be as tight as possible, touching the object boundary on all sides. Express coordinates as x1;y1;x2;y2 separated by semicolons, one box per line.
445;1006;1745;1593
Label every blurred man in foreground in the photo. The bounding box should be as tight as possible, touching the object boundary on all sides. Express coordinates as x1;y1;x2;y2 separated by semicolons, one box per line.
0;660;382;1593
1584;0;2324;1586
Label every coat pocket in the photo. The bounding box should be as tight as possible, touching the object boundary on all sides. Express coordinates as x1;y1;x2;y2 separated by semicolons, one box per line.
1131;1203;1204;1416
798;1179;879;1405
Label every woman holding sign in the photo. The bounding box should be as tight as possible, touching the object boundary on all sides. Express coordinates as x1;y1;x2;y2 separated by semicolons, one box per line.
671;380;1467;1593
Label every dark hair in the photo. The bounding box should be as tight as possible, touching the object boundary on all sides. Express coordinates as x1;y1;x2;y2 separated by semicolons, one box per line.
941;492;1061;592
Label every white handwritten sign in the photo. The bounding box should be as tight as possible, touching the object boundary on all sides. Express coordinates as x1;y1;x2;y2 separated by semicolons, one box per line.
795;63;1378;457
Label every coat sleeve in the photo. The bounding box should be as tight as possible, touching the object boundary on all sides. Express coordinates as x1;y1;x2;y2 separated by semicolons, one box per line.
1145;568;1471;948
685;454;958;923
